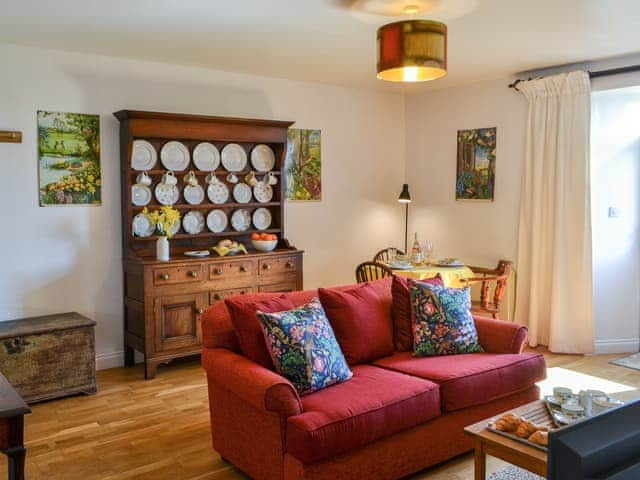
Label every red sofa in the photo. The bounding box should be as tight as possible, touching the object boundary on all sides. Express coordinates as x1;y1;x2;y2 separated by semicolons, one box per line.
201;279;546;480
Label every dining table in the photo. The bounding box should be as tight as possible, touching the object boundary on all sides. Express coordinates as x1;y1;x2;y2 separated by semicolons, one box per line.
390;263;475;288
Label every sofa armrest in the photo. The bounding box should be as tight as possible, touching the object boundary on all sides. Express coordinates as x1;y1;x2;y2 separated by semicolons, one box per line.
202;347;302;417
474;315;528;354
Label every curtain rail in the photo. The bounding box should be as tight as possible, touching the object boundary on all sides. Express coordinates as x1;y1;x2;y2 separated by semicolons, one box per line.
508;64;640;91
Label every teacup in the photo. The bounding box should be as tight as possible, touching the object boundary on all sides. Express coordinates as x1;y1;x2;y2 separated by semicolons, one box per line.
592;397;624;415
561;402;585;420
553;387;573;403
136;171;152;186
266;171;278;185
183;170;198;187
206;173;221;185
162;171;178;186
245;171;258;187
226;172;239;184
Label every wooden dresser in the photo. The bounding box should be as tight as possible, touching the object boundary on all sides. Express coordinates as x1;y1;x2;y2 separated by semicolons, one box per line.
115;110;303;379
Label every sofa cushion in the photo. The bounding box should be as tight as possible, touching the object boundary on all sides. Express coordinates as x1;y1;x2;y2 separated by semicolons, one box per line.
392;275;443;351
373;352;546;412
286;364;440;464
226;294;296;369
318;283;394;365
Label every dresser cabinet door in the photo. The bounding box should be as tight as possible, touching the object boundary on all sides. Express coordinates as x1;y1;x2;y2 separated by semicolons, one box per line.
153;293;205;352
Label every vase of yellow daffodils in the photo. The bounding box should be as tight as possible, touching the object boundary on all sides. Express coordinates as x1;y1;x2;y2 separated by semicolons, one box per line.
142;206;181;262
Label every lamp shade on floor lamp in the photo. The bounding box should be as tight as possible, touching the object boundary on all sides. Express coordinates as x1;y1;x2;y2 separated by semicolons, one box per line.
398;184;411;252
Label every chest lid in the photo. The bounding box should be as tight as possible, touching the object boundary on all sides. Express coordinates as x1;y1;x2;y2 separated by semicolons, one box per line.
0;312;95;340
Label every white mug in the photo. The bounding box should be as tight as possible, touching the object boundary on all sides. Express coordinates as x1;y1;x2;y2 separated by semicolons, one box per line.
553;387;573;403
163;171;178;186
226;172;238;184
136;171;152;186
267;171;278;185
206;173;220;185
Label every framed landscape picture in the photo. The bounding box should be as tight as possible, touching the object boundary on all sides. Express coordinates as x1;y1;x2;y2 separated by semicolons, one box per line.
284;128;321;201
456;127;496;201
38;111;101;206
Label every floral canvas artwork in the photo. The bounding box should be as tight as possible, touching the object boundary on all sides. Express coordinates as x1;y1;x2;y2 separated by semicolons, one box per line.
456;127;496;201
284;128;321;201
38;111;101;206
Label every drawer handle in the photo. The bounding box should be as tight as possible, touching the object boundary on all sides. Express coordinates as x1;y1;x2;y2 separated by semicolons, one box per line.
160;273;170;280
239;265;248;273
213;268;223;276
189;271;198;278
240;290;246;295
195;307;204;315
286;262;295;269
213;293;222;301
262;264;271;271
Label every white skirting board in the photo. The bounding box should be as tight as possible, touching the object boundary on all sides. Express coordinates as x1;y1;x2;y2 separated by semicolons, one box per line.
96;351;124;370
594;338;640;354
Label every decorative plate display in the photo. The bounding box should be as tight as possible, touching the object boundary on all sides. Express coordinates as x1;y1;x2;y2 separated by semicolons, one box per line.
131;140;157;171
253;182;273;203
250;144;276;172
155;183;179;206
132;213;154;237
231;209;251;232
252;207;272;230
207;182;229;204
183;184;205;205
131;184;152;206
193;142;220;171
221;143;247;172
182;210;205;234
206;209;228;233
185;250;210;257
233;183;252;203
160;141;190;171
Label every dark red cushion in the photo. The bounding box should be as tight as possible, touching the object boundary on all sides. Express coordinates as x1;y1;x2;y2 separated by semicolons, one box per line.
392;275;444;351
225;294;296;369
286;365;441;464
318;283;394;365
373;351;546;412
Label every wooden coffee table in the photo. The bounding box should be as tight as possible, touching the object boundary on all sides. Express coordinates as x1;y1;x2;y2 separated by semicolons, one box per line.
464;400;549;480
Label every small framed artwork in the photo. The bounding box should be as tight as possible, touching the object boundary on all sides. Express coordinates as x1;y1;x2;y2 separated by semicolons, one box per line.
284;128;321;201
456;127;496;201
37;110;101;206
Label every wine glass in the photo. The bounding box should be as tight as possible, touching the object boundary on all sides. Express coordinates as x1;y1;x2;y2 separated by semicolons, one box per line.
423;240;434;264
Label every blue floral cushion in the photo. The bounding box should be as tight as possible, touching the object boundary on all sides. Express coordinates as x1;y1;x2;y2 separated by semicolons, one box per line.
410;281;483;357
257;298;353;395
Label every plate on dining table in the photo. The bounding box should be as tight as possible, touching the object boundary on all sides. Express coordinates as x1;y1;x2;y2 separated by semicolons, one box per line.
388;263;413;270
435;258;464;267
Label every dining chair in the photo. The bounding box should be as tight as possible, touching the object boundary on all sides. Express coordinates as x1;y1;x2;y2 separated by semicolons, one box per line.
373;247;405;264
464;259;513;319
355;261;394;283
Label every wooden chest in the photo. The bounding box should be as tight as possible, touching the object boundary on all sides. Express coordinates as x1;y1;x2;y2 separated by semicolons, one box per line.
0;312;96;403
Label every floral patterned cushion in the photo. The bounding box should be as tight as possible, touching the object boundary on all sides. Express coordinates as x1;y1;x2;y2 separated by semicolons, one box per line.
410;280;483;357
257;298;353;395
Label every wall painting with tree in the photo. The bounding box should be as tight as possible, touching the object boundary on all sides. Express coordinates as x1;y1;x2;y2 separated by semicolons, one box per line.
284;128;321;201
38;111;101;206
456;127;496;201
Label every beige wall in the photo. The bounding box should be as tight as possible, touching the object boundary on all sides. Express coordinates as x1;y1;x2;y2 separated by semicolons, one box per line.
0;44;406;368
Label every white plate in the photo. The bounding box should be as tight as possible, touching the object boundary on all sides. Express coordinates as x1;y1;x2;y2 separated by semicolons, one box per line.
233;183;252;203
131;140;157;171
132;184;152;206
231;209;251;232
132;213;154;237
252;207;272;230
160;141;190;171
435;258;464;267
221;144;247;172
185;250;210;257
253;182;273;203
251;144;276;172
193;142;220;171
207;182;230;204
184;184;205;205
183;210;205;234
206;209;228;233
155;183;179;205
389;263;413;270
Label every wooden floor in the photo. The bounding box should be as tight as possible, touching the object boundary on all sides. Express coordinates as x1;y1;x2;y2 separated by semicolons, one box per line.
4;349;638;480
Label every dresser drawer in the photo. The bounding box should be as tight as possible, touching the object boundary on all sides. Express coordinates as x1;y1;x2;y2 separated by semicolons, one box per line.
210;286;255;304
153;264;204;286
209;259;254;281
258;256;298;276
259;281;298;293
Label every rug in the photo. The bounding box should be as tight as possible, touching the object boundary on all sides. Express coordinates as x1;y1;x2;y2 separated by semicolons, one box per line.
488;465;544;480
610;352;640;371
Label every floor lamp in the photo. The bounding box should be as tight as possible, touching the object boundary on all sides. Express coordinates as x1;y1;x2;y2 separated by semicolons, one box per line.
398;184;411;253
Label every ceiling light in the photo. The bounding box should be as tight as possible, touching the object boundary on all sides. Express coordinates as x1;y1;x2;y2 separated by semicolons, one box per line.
376;20;447;83
403;5;421;14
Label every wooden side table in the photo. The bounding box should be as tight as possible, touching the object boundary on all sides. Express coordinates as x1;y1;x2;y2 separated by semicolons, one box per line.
464;400;548;480
0;373;30;480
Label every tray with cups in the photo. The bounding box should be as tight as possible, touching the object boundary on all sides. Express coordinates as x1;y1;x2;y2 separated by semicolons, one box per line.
543;387;624;426
129;139;280;239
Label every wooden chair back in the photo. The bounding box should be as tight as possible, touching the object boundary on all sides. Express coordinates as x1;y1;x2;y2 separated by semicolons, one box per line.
355;261;393;283
465;260;513;319
373;248;405;264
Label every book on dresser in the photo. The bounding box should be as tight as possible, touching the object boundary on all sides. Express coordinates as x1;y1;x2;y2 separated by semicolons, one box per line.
114;110;304;379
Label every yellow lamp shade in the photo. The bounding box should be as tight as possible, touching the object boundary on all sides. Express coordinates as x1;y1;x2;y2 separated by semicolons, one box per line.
377;20;447;83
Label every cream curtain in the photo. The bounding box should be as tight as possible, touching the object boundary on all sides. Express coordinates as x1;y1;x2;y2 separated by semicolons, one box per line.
515;71;595;353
